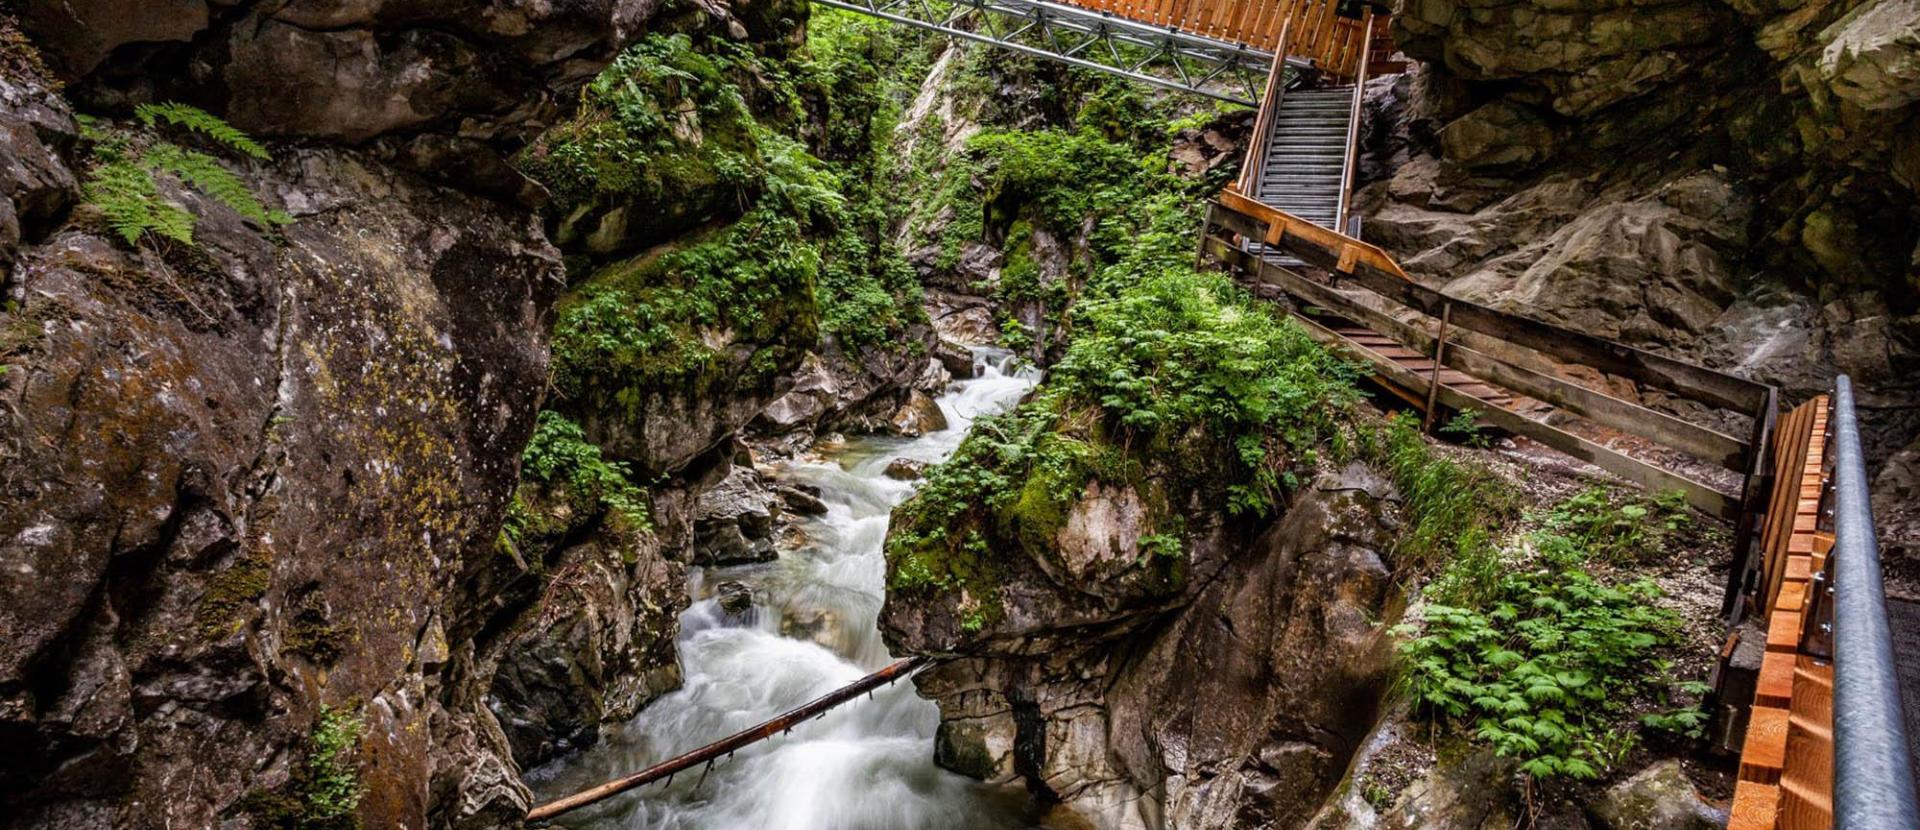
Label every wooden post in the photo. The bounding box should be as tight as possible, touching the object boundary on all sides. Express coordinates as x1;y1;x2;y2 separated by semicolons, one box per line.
1423;301;1452;431
1725;387;1780;622
1336;9;1373;232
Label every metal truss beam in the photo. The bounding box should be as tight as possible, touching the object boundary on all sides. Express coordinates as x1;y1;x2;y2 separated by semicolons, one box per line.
814;0;1306;106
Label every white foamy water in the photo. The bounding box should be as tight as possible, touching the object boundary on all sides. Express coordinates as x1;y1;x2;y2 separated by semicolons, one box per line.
527;350;1047;830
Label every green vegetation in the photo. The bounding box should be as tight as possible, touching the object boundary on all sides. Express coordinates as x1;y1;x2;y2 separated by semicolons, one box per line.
237;705;365;829
79;103;290;246
534;21;938;408
1396;488;1702;780
508;411;651;542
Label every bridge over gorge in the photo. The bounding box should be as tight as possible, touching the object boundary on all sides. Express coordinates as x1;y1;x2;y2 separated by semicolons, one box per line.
527;2;1919;825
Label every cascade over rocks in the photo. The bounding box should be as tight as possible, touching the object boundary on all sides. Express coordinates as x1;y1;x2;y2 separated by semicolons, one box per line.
883;463;1406;830
0;0;830;824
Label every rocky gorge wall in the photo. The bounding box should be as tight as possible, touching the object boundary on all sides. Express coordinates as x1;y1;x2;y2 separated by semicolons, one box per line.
0;1;915;826
1368;0;1920;573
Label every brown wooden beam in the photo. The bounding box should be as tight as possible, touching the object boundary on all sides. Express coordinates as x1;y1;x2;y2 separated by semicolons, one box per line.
526;656;934;823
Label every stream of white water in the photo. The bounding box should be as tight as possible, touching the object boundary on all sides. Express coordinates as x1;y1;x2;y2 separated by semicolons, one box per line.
527;350;1050;830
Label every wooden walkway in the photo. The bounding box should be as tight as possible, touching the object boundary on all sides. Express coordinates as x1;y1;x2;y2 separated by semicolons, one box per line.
1202;192;1773;520
1730;397;1835;830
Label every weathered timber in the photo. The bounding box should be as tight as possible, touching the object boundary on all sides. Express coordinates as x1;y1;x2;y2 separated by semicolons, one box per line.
526;656;933;823
1207;198;1772;414
1283;306;1740;517
1205;233;1753;470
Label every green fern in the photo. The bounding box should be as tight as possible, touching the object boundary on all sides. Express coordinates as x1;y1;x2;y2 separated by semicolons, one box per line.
134;102;270;160
84;159;194;245
82;102;290;247
144;143;291;229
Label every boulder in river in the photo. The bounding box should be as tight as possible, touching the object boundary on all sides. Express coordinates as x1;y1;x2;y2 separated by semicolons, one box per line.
716;581;755;615
885;458;932;481
889;390;950;437
693;465;782;566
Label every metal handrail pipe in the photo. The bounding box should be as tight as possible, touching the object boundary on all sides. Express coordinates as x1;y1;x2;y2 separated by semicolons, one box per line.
1830;374;1920;830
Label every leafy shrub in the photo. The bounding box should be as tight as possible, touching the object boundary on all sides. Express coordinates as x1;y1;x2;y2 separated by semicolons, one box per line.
1396;485;1706;780
1398;568;1680;779
304;706;365;825
516;411;650;533
80;103;290;246
1539;487;1692;566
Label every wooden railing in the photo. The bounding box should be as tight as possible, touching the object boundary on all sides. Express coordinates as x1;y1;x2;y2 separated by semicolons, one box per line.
1201;195;1775;519
1054;0;1377;77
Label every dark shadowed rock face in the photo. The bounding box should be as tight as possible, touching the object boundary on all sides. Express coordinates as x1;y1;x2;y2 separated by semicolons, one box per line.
0;4;639;826
887;464;1405;830
14;0;698;202
0;114;560;830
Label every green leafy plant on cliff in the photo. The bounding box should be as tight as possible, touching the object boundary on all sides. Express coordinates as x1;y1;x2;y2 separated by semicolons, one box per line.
238;705;365;829
1396;488;1693;780
80;103;290;246
517;410;651;533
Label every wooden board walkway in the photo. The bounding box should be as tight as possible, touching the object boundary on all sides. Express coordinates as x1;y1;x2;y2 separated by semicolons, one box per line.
1729;396;1834;830
1201;195;1772;520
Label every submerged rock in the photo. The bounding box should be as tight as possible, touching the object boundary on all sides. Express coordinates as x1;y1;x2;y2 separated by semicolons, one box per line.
716;580;755;615
885;458;932;481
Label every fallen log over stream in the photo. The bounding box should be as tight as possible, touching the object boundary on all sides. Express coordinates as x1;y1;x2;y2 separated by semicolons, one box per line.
526;654;935;823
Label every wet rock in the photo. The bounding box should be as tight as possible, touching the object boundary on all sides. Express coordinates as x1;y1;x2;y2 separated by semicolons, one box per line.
889;389;950;437
890;463;1405;828
0;133;559;827
489;526;687;769
885;458;932;481
715;580;755;615
1592;761;1726;830
781;607;843;650
776;483;830;516
1814;0;1920;111
693;464;782;566
935;337;980;379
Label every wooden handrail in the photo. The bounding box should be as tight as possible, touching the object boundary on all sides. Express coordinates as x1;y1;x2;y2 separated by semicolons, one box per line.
1219;187;1409;280
1335;10;1373;231
1237;16;1295;197
1207;195;1772;413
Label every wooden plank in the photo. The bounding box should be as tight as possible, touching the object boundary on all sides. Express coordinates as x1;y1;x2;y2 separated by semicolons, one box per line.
1210;198;1771;413
1732;781;1783;830
1758;650;1796;707
1742;705;1791;782
1442;341;1749;470
1779;656;1834;830
1283;306;1740;518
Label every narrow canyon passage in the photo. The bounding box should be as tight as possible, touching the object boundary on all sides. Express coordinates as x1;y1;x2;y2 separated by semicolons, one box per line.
527;352;1053;829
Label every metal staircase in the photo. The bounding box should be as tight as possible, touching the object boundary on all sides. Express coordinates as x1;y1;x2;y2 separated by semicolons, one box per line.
1251;85;1355;232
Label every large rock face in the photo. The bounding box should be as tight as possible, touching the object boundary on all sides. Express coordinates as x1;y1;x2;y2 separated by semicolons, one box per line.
1368;0;1920;565
0;1;739;825
0;86;561;830
885;464;1405;830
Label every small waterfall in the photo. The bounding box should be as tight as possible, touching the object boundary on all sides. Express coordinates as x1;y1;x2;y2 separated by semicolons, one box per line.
528;350;1047;830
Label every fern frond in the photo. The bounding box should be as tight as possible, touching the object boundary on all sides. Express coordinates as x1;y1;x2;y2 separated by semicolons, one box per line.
135;103;270;160
145;142;288;228
83;159;193;245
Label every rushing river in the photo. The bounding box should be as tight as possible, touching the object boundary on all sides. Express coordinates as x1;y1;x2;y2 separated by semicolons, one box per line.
528;350;1051;830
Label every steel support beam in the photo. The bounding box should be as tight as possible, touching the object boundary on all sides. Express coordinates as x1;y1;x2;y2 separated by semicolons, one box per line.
814;0;1304;105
